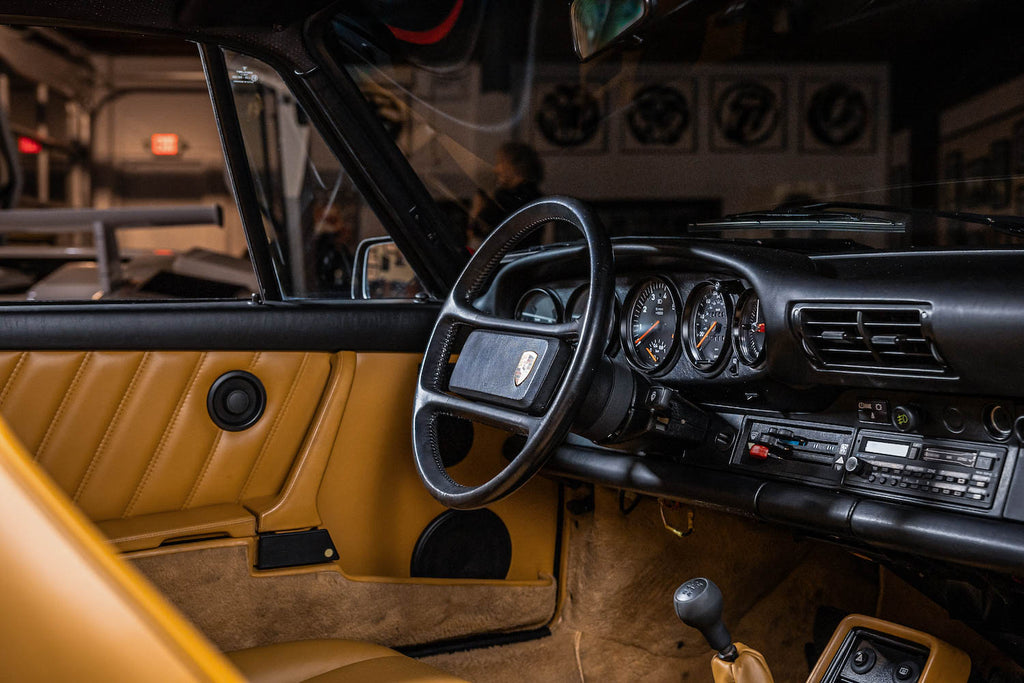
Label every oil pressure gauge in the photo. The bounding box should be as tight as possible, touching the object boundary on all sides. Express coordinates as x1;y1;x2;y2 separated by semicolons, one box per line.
734;290;766;366
685;282;731;372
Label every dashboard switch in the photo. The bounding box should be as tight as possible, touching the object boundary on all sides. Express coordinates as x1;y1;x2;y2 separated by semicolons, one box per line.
892;405;921;432
851;647;876;674
893;661;919;682
858;399;891;424
749;444;769;460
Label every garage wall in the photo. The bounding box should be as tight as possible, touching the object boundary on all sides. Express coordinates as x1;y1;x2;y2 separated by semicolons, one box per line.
91;54;248;257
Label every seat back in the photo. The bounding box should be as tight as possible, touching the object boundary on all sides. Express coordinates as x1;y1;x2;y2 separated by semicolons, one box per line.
0;417;244;682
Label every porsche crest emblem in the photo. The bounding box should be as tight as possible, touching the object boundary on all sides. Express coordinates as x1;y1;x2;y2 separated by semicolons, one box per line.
514;351;539;387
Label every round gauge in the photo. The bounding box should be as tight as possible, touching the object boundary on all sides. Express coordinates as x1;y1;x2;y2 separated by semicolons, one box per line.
622;278;679;372
734;290;766;366
568;285;620;356
515;288;562;324
566;285;591;322
686;283;731;371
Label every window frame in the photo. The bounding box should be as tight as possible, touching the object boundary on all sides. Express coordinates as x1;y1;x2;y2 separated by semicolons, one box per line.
199;21;468;304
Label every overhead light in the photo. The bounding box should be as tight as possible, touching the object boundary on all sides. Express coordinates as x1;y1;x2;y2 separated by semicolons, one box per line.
150;133;180;156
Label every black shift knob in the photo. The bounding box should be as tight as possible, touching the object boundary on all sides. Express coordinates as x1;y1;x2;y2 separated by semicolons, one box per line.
674;577;734;656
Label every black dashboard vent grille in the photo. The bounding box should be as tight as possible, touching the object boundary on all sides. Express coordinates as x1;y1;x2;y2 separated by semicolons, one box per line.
793;303;950;376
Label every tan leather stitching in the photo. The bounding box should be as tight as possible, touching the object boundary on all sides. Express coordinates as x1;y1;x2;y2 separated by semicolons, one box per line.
182;430;224;510
238;353;310;501
0;351;28;409
73;352;149;503
184;352;261;508
124;353;208;518
33;352;91;463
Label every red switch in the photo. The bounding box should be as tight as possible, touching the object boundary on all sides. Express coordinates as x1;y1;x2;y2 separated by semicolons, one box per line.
749;444;769;460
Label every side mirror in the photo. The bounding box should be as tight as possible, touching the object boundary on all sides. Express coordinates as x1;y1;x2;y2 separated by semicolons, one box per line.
351;237;426;300
571;0;650;62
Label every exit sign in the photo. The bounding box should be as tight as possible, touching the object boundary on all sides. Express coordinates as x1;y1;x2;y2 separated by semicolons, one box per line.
150;133;180;156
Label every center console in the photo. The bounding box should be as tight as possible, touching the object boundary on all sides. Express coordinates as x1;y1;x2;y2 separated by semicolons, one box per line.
727;393;1023;521
807;615;970;683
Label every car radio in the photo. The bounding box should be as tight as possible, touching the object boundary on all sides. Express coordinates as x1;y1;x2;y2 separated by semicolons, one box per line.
841;431;1006;510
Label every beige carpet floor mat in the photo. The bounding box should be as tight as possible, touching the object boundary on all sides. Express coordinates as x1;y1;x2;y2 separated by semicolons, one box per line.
132;542;556;652
426;487;880;682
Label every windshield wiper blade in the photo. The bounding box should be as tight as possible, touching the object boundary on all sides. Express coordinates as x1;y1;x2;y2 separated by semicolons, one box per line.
779;201;1024;238
691;208;905;233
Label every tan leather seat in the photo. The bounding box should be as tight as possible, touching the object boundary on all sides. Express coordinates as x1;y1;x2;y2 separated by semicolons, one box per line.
227;640;463;683
0;416;464;682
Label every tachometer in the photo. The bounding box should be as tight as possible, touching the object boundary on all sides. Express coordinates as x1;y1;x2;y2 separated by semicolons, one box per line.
685;283;731;371
734;290;766;366
622;277;679;372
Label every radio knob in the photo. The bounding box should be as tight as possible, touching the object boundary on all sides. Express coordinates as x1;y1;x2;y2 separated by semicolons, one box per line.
844;455;871;476
892;405;921;433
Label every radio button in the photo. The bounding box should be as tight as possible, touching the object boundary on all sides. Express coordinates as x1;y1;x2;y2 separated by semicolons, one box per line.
975;455;995;471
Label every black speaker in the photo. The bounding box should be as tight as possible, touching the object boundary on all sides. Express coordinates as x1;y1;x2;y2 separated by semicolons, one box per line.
207;371;266;431
435;414;474;467
410;509;512;580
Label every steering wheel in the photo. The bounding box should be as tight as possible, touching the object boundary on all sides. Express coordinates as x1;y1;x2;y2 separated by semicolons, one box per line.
413;196;614;509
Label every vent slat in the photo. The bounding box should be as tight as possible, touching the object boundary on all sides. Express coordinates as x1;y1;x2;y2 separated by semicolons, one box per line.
795;304;949;376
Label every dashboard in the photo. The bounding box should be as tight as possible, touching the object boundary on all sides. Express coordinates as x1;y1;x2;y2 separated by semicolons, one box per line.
514;276;766;377
478;239;1024;576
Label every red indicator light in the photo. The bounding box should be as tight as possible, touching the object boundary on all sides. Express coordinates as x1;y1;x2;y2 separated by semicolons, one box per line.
152;249;175;256
150;133;179;156
757;323;765;333
17;136;41;154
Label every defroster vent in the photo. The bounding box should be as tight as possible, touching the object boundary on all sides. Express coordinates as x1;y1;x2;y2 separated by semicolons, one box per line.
792;303;951;376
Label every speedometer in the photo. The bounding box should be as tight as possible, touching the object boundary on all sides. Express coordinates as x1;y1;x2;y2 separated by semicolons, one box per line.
685;282;731;372
622;277;679;372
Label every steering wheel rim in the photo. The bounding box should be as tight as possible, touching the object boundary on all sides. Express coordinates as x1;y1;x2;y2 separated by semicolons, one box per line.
413;196;614;509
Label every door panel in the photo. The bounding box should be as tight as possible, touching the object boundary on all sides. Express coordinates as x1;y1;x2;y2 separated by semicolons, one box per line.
0;350;331;522
0;318;562;647
319;353;560;583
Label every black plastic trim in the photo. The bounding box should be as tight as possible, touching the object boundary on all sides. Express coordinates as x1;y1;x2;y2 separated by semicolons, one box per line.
754;482;857;535
300;8;468;298
546;445;763;515
849;500;1024;573
0;300;438;351
547;444;1024;574
199;44;282;301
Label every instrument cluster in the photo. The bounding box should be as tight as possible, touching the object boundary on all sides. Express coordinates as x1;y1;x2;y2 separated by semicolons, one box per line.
513;276;766;376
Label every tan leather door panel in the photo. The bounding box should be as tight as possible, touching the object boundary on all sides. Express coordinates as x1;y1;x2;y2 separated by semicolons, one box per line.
0;351;331;526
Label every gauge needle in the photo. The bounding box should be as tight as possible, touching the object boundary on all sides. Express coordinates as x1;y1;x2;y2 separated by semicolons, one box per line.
696;321;718;349
634;320;660;345
646;347;658;362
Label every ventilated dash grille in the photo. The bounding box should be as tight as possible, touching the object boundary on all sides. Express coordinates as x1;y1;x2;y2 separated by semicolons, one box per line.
794;304;950;376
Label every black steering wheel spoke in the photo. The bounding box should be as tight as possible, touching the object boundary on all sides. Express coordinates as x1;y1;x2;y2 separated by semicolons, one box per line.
446;298;580;340
420;390;540;436
413;196;613;509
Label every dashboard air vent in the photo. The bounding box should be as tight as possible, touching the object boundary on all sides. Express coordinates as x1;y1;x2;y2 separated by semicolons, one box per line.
793;304;950;376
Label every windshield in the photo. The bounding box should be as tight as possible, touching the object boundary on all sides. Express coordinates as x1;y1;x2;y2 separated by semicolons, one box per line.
327;0;1024;252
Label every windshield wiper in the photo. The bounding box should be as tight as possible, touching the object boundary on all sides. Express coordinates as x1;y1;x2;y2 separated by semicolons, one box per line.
779;201;1024;238
691;207;906;234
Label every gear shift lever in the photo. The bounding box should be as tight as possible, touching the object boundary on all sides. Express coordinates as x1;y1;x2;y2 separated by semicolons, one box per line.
674;577;738;661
